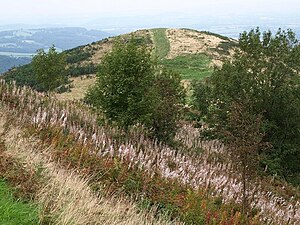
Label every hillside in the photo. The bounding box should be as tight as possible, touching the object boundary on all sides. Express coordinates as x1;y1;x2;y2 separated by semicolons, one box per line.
0;28;299;224
3;28;237;100
0;80;299;224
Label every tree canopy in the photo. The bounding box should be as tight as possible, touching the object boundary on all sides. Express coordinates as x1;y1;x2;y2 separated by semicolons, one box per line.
32;46;68;92
193;28;300;185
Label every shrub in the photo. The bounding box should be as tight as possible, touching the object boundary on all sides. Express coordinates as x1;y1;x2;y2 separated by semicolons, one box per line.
32;46;69;92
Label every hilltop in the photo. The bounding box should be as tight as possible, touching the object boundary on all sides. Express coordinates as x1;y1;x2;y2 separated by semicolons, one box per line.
63;28;237;78
3;28;237;100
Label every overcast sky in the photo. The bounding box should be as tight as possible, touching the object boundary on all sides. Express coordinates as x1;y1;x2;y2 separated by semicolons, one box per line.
1;0;300;25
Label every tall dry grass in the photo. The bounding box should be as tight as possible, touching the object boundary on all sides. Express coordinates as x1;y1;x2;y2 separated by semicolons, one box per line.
0;79;299;224
0;109;181;225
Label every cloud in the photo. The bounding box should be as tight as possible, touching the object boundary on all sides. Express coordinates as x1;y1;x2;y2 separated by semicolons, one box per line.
1;0;299;24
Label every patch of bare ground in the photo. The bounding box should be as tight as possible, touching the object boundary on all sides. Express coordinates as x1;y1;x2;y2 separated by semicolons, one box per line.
56;75;96;101
166;28;236;67
0;109;181;225
85;38;114;65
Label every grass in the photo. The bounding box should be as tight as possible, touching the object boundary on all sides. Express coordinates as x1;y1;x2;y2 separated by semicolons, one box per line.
151;28;170;59
161;54;213;80
151;28;214;80
0;180;39;225
56;75;96;101
30;126;246;225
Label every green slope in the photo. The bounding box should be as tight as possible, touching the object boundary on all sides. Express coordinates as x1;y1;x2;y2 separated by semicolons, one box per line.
160;54;213;80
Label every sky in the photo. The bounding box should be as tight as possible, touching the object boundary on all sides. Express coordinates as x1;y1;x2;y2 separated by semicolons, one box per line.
2;0;300;25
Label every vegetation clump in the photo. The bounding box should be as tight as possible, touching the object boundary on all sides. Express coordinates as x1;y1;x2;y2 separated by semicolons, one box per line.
86;38;185;143
32;46;69;92
193;28;300;185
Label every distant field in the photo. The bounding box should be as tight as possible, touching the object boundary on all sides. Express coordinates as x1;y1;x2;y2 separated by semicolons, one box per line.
0;180;39;225
160;54;213;80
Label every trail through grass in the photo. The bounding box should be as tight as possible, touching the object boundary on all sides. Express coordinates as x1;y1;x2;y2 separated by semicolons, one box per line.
161;54;213;80
151;28;213;80
0;179;39;225
151;28;170;59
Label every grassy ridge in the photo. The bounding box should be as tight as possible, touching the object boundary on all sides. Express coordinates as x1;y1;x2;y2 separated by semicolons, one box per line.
0;180;39;225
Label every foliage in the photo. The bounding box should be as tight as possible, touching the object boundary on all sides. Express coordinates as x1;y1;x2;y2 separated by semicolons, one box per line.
195;28;300;185
86;38;156;128
152;69;186;143
3;64;37;88
28;126;255;225
68;63;97;76
1;80;299;224
86;39;185;142
65;48;92;64
191;80;212;116
0;140;40;224
32;46;69;92
221;101;266;215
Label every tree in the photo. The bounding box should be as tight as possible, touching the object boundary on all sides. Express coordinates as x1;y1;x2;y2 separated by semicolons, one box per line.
86;39;155;128
195;28;300;185
222;100;266;215
32;46;68;92
86;38;185;142
152;69;185;143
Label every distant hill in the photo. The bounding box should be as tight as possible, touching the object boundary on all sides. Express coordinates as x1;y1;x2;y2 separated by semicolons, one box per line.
0;27;111;73
3;28;238;99
0;55;31;74
0;27;110;53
